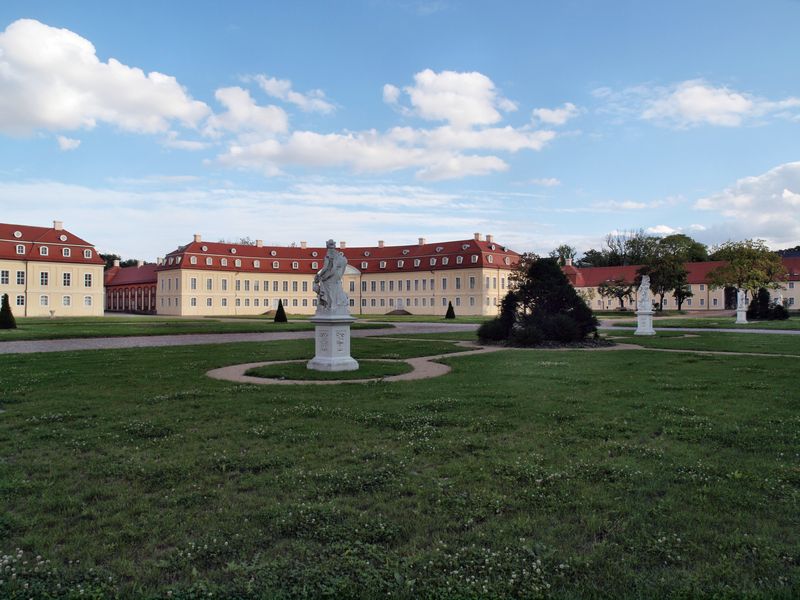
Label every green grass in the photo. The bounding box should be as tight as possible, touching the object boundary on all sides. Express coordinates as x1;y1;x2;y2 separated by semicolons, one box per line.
1;336;798;598
355;314;493;323
613;316;800;330
0;316;389;341
608;329;800;356
246;359;414;380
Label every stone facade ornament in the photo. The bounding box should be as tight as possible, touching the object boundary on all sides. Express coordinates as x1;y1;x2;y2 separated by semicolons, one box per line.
634;274;655;336
735;288;748;324
307;240;359;371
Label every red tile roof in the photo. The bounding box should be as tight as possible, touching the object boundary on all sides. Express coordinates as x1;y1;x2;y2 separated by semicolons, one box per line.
157;238;520;275
105;263;159;287
0;222;105;265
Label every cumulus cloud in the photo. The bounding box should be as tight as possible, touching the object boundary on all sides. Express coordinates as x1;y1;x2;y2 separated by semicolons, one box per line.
531;102;580;125
56;136;81;151
385;69;517;127
253;75;335;114
596;79;800;128
529;178;561;187
203;87;288;138
0;19;209;136
645;224;681;235
695;161;800;246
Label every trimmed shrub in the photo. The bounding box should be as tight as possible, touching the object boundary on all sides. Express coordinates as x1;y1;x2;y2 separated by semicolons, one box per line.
537;313;581;343
274;299;288;323
0;293;16;329
444;301;456;319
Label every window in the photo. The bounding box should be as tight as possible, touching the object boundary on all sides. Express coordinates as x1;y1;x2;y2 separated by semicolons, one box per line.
485;277;490;288
350;299;355;307
63;273;71;287
713;298;718;306
292;299;298;307
222;298;228;307
414;259;421;267
191;277;197;290
40;246;49;256
312;262;319;270
292;281;298;292
235;259;242;268
442;297;448;306
397;260;404;268
84;249;92;259
414;280;419;291
40;272;49;286
302;281;308;292
361;298;367;306
16;245;25;255
245;280;251;291
62;248;71;257
190;256;197;264
207;298;212;307
16;295;24;306
380;280;386;292
245;299;250;307
371;299;376;307
273;281;279;292
62;295;71;307
254;260;261;268
422;279;427;291
191;298;197;307
686;299;692;306
456;256;464;265
0;270;7;285
380;298;385;307
40;295;49;306
350;281;355;292
206;257;212;266
282;281;288;292
789;282;795;289
414;298;418;307
361;261;368;269
371;281;376;292
442;278;447;291
501;278;505;289
700;284;705;291
700;298;705;306
222;279;228;291
455;277;461;290
361;281;367;292
469;277;476;289
486;297;491;305
455;297;461;307
206;278;212;291
790;297;795;306
273;261;279;269
254;299;260;307
389;280;394;292
221;258;228;267
493;277;497;289
442;257;449;265
235;280;241;291
292;261;299;269
235;298;241;307
487;255;493;263
398;280;403;291
504;257;511;265
471;255;478;264
430;258;436;266
254;281;260;292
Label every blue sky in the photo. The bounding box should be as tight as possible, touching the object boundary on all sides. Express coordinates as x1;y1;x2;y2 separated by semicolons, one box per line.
1;0;799;259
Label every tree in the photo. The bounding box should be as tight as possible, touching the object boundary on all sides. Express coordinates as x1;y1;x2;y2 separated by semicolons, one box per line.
747;288;790;321
576;248;610;268
598;278;635;310
658;233;709;262
0;293;17;329
672;284;693;310
707;239;787;298
577;229;659;267
549;244;578;266
99;253;138;271
274;299;288;323
507;252;539;312
637;255;689;311
444;301;456;319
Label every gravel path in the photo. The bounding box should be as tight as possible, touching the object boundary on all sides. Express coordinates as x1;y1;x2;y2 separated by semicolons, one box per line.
0;322;478;355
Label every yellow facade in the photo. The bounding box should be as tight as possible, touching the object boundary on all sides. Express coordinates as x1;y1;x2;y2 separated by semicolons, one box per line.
0;258;105;317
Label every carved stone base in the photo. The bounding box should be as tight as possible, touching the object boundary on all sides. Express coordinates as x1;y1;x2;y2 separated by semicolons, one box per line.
634;310;656;336
307;315;359;371
735;309;748;324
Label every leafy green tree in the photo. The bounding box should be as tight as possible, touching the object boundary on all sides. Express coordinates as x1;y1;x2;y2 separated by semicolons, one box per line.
747;288;790;321
548;244;578;266
99;253;139;270
576;248;610;268
274;299;288;323
0;293;17;329
658;233;709;262
707;239;787;297
672;284;693;310
598;278;635;310
444;301;456;319
577;229;659;267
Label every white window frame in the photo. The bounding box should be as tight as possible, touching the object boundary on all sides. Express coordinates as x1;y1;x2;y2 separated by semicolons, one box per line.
16;245;25;255
62;248;71;257
40;246;49;256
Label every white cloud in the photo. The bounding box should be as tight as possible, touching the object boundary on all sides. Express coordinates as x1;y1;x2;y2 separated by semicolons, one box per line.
203;87;288;138
387;69;517;127
383;84;401;105
56;135;81;151
253;75;335;114
531;102;580;126
0;19;209;136
597;79;800;128
162;130;211;151
645;224;680;235
694;161;800;246
529;178;561;187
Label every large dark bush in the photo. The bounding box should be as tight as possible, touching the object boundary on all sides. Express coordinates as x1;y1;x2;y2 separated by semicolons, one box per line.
747;287;790;321
0;293;16;329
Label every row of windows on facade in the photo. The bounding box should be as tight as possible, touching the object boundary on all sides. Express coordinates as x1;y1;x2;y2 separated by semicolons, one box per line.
596;294;796;308
178;253;508;269
161;295;493;309
13;245;94;259
0;271;93;287
7;294;94;307
165;275;507;293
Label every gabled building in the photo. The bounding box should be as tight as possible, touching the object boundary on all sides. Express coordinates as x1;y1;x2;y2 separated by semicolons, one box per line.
155;233;519;316
105;260;159;313
0;221;105;317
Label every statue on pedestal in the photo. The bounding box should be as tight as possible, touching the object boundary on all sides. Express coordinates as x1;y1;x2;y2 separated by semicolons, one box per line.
637;275;652;312
313;240;350;316
735;288;748;324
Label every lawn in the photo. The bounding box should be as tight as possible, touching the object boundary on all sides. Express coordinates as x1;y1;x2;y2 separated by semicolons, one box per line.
1;336;798;598
245;359;414;381
0;316;389;341
355;314;493;324
606;329;800;356
612;316;800;330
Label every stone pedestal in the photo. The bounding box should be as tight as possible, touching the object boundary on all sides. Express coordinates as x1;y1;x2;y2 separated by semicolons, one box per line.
307;315;359;371
634;309;655;336
735;308;748;324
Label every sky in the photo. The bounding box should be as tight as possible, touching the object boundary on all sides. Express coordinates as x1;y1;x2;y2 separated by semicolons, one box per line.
1;0;799;260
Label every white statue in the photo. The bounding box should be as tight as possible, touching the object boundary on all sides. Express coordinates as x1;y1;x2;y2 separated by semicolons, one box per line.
313;239;350;316
637;275;652;311
736;288;747;310
773;292;785;307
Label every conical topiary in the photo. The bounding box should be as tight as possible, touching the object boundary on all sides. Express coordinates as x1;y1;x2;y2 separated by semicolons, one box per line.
274;299;288;323
0;293;17;329
444;300;456;319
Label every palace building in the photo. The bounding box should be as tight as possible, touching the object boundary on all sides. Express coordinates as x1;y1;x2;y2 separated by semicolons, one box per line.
0;221;105;317
155;233;519;317
104;260;159;313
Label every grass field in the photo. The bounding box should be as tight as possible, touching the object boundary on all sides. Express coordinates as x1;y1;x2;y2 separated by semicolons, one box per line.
0;316;388;341
613;316;800;330
1;334;798;598
356;314;493;324
607;329;800;356
245;359;414;381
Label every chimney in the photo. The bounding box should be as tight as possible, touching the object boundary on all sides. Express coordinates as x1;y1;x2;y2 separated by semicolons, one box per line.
486;234;494;244
193;233;202;243
156;257;162;265
300;241;307;249
418;237;426;246
473;232;482;241
378;240;385;248
137;260;144;268
53;220;63;231
113;259;120;267
565;257;573;267
340;241;346;249
256;239;263;247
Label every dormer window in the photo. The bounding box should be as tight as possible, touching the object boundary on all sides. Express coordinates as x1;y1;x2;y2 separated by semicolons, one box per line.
190;256;197;265
201;245;208;251
235;259;242;267
176;257;182;264
397;260;404;268
312;251;318;257
504;257;511;265
62;248;71;257
230;248;237;254
456;256;464;264
402;249;410;255
292;261;299;269
430;258;436;266
490;244;496;250
270;250;277;257
221;258;228;266
436;246;444;253
471;255;479;264
379;261;386;269
59;234;68;242
206;257;212;265
168;257;174;265
487;255;494;263
83;249;92;259
414;259;421;267
13;231;22;239
16;245;24;255
462;244;470;250
254;260;261;268
442;257;449;265
272;261;279;269
364;251;370;257
40;246;49;256
311;261;319;270
361;261;368;269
